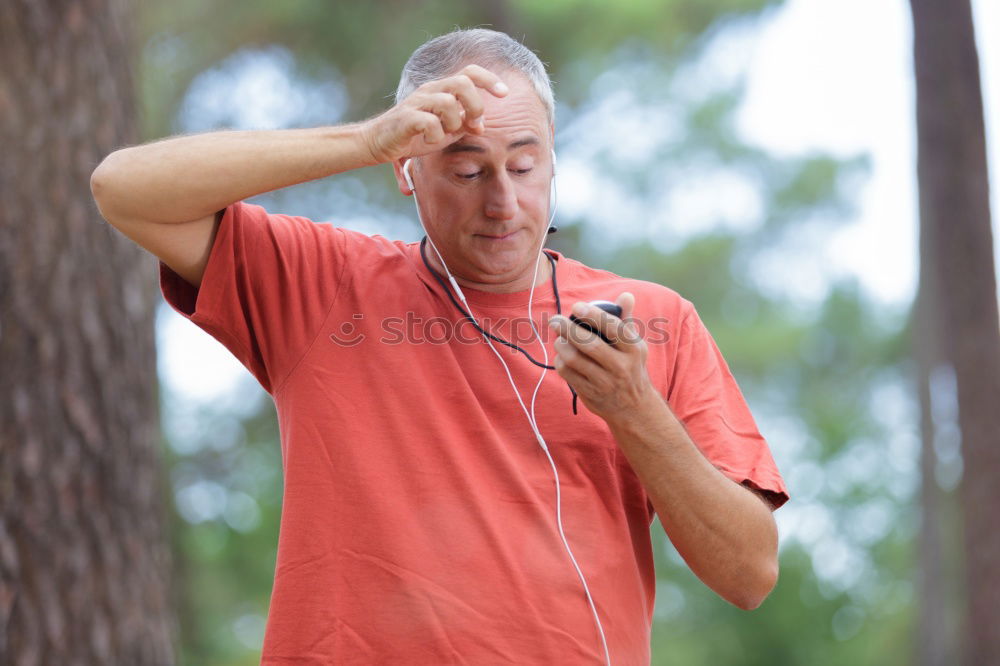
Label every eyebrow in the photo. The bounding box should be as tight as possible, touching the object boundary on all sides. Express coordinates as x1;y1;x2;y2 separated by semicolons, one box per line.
441;136;541;154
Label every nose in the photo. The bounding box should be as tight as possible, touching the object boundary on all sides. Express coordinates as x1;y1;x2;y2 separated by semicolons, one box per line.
483;171;518;220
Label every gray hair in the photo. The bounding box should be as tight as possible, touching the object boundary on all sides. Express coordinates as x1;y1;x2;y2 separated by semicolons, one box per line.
395;28;555;126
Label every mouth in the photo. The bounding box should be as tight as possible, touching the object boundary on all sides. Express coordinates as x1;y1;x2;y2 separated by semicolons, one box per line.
475;230;520;241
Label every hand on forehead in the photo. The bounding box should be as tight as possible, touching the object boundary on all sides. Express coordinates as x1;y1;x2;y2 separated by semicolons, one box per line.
433;67;552;158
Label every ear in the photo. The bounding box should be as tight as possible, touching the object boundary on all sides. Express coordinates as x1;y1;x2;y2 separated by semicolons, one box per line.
392;158;415;196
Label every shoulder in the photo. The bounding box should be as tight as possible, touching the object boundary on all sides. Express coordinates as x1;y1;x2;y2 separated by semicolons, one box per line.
557;254;695;319
247;202;416;264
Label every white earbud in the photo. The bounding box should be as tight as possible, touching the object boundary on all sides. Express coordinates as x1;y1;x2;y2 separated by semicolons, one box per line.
403;158;416;193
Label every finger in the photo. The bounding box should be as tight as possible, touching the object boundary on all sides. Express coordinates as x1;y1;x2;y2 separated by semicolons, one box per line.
425;72;495;133
567;302;629;347
435;76;486;130
554;353;595;395
410;109;445;147
549;314;615;364
617;292;635;322
422;65;507;117
456;64;510;98
615;292;642;345
549;313;595;346
553;335;605;381
419;91;466;134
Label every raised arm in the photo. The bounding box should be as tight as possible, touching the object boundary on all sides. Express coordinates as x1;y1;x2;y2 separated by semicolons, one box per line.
89;64;509;288
89;124;377;288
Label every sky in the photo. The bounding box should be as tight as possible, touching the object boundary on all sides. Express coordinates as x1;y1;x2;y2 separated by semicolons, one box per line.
159;0;1000;401
740;0;999;305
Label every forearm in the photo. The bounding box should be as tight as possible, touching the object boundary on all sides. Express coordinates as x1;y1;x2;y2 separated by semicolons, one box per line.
91;123;378;224
606;389;779;610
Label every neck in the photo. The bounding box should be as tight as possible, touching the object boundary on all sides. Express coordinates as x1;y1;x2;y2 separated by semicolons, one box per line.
423;242;554;294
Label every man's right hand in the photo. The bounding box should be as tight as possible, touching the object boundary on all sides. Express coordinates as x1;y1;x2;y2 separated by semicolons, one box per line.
361;64;510;165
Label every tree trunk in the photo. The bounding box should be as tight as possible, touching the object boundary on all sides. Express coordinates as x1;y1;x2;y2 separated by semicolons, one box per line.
912;281;963;665
910;0;1000;663
0;1;175;664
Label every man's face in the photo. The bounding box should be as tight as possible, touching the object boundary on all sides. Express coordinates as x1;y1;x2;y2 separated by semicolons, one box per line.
394;70;555;288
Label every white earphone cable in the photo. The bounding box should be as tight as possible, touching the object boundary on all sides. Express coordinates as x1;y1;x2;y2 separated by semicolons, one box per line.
404;157;611;665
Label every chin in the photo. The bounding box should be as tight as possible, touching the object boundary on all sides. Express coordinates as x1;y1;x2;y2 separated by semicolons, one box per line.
458;230;543;277
477;240;526;261
473;253;535;281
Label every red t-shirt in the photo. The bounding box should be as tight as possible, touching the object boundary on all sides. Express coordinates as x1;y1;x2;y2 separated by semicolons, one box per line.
160;201;789;665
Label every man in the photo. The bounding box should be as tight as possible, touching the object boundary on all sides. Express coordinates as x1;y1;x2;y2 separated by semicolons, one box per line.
92;28;788;666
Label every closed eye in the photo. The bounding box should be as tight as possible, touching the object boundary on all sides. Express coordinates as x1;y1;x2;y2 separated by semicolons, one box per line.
457;168;533;180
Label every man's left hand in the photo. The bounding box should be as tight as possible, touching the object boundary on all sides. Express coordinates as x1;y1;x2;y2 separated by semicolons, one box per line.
549;292;655;422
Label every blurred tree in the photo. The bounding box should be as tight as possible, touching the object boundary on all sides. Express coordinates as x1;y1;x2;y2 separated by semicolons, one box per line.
912;244;963;664
0;1;175;664
910;0;1000;664
136;0;782;137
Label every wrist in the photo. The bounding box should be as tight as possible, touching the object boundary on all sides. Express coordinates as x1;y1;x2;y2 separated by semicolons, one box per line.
603;381;664;433
350;119;384;167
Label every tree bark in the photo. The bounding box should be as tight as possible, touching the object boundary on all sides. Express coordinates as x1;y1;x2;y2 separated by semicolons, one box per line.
0;1;175;664
910;0;1000;663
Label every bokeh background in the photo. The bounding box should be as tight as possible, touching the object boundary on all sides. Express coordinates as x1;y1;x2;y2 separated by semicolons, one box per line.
2;0;998;664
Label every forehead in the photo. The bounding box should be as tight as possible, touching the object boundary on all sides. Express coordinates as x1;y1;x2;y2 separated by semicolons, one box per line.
439;70;550;157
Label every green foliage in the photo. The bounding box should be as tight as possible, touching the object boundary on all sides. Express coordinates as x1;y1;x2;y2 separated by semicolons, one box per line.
648;540;912;666
161;384;282;665
137;0;782;139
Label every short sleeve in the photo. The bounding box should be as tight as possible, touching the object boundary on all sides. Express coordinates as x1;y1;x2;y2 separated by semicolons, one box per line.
665;302;789;510
159;201;347;394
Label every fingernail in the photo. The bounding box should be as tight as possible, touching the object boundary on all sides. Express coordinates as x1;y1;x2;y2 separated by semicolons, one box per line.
572;302;587;316
493;81;509;94
475;117;485;129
